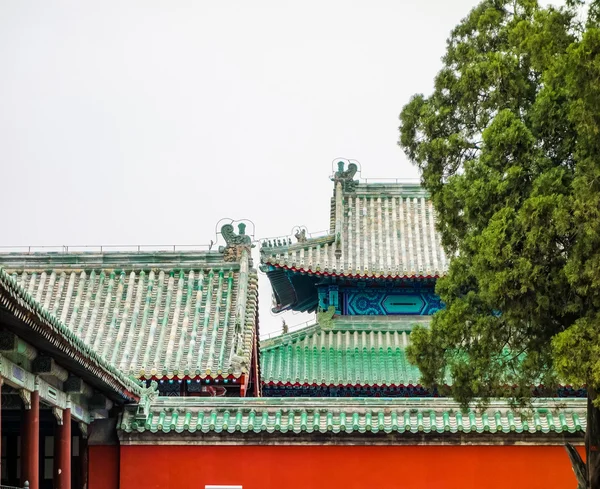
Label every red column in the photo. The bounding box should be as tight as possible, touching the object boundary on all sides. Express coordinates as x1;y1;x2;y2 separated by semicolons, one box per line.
80;436;88;489
252;333;260;397
0;377;3;481
240;375;247;397
55;408;72;489
22;389;40;489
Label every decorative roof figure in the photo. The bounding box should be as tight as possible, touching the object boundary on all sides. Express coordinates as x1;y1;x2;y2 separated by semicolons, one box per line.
294;228;307;243
220;222;254;263
332;160;358;193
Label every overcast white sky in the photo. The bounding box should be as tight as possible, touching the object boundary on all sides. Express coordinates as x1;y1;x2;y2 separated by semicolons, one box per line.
0;0;559;335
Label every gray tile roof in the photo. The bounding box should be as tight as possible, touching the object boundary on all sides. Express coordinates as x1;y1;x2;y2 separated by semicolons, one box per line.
261;181;449;278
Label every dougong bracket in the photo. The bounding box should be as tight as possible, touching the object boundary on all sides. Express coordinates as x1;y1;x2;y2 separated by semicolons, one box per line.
19;389;31;410
52;407;63;425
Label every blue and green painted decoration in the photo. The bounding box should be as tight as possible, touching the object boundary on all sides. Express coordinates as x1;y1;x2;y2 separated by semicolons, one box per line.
317;281;443;316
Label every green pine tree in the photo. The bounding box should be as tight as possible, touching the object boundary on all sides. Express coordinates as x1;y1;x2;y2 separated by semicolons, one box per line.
399;1;600;486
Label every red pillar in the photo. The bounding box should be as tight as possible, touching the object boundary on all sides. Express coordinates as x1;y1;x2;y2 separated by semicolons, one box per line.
22;389;40;489
0;377;3;481
80;436;88;489
240;375;248;397
55;408;72;489
252;333;260;397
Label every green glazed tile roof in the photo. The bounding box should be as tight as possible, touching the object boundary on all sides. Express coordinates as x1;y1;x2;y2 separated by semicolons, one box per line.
120;397;586;435
0;268;141;400
0;250;258;380
261;181;448;279
260;317;441;387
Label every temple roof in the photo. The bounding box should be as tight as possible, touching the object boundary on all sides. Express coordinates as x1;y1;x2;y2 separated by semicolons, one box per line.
260;316;434;387
120;396;586;437
0;268;141;401
0;226;258;381
260;165;449;279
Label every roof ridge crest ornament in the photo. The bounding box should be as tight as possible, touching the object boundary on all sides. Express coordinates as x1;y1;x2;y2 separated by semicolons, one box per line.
294;227;308;243
332;160;359;193
219;221;255;263
332;160;357;258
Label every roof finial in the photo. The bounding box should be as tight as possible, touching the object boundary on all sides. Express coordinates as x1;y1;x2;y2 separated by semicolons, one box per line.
219;222;254;262
333;160;358;193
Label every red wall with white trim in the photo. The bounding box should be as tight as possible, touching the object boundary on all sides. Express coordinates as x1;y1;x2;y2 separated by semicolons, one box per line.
118;444;581;489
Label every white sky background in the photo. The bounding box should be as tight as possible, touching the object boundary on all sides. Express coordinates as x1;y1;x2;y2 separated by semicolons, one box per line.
0;0;560;336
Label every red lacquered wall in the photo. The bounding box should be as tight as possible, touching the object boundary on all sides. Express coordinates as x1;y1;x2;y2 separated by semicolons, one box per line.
89;445;119;489
119;444;581;489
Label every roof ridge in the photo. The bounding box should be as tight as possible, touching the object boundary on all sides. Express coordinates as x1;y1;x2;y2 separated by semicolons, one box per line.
260;234;334;253
0;220;257;267
261;322;322;349
351;181;429;194
0;250;238;269
132;395;588;409
260;316;430;351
